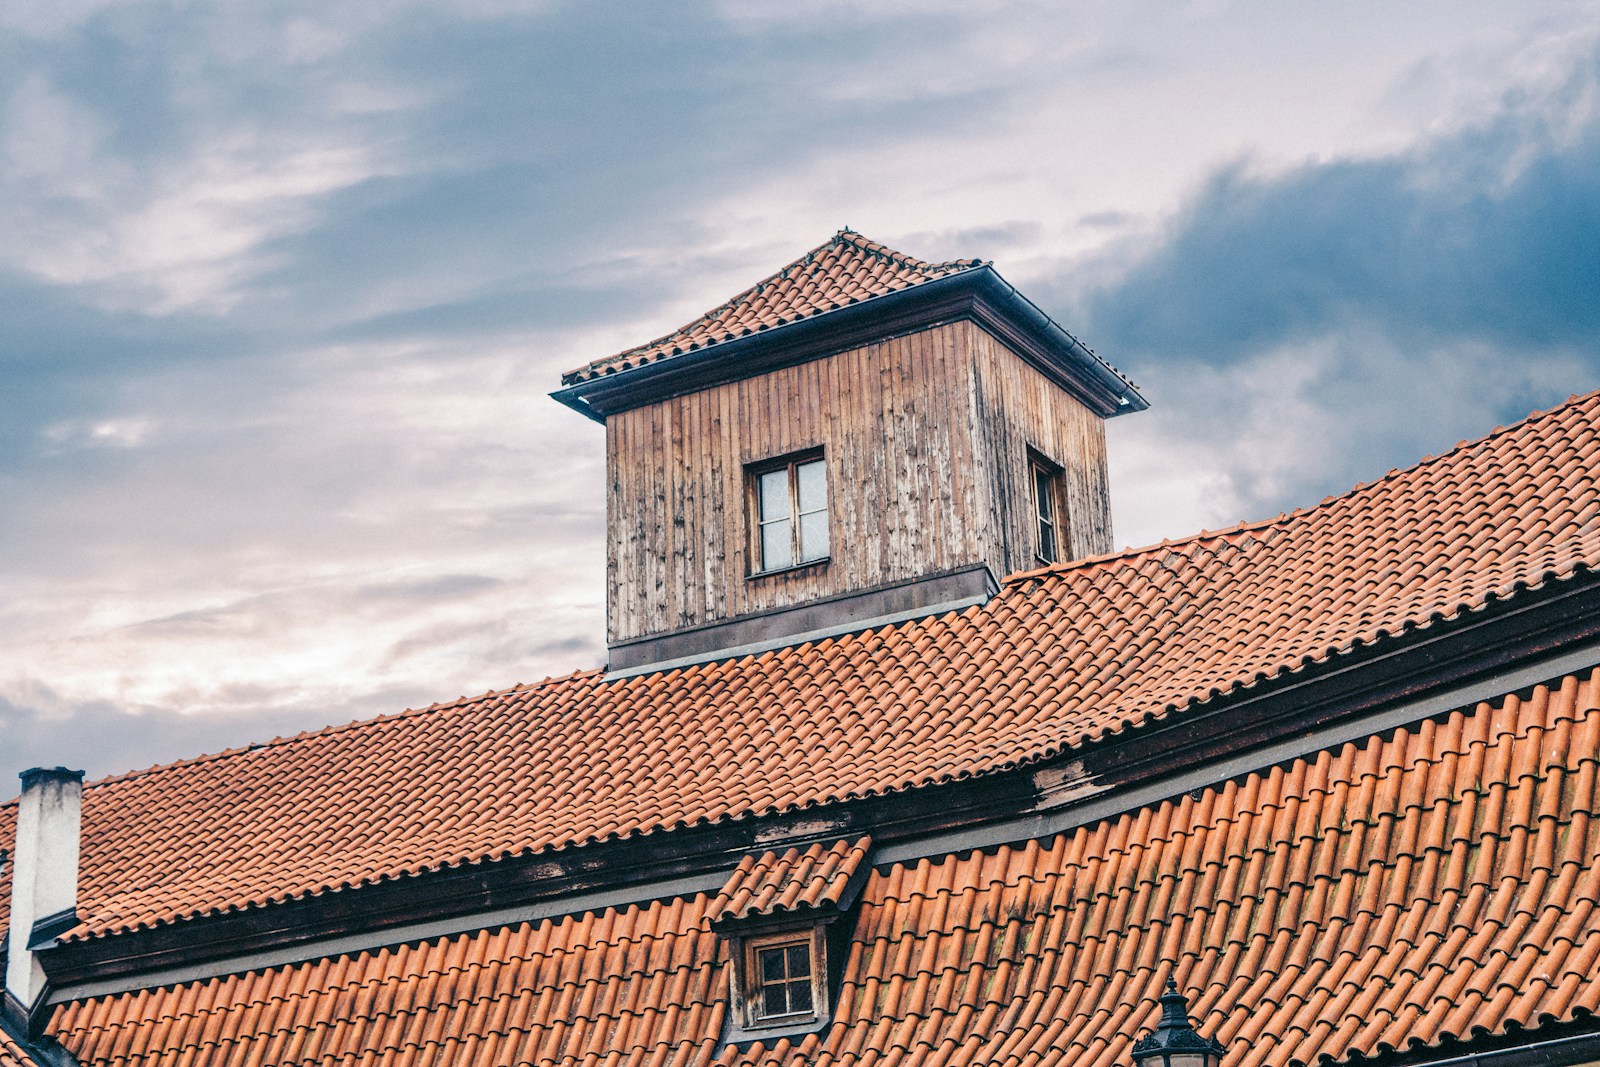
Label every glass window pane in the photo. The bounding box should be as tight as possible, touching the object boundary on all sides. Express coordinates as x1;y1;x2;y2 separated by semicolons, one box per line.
763;984;787;1018
788;980;813;1014
760;947;786;982
1035;467;1054;523
761;520;793;571
1038;520;1057;563
786;944;811;978
798;511;829;562
796;460;827;513
759;470;791;521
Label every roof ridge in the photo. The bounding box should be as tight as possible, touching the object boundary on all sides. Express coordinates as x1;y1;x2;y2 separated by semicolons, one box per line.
59;668;606;795
1003;386;1600;588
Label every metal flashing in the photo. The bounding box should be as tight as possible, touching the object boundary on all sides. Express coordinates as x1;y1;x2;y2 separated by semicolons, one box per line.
605;564;999;677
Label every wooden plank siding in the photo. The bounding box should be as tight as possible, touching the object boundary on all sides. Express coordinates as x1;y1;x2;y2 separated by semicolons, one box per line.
963;322;1114;571
605;320;1111;645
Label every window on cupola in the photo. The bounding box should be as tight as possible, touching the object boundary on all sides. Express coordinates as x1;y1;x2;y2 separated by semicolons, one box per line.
751;452;829;572
1031;449;1065;564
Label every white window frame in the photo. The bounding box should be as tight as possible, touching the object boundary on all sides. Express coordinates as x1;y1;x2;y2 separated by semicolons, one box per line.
1030;449;1064;565
748;451;829;575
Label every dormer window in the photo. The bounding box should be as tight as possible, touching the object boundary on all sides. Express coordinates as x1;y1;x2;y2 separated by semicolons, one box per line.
751;452;829;573
710;836;872;1045
747;932;823;1026
1030;450;1064;564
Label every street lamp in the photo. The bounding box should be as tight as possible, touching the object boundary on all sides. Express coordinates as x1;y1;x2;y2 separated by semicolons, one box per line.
1131;980;1226;1067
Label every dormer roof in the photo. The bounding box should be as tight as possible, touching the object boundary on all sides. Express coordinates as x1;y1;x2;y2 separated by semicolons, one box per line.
709;836;872;928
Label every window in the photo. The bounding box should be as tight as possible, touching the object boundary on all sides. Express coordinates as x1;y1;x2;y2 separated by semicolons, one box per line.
1031;452;1064;564
751;453;829;573
741;931;824;1028
754;941;814;1019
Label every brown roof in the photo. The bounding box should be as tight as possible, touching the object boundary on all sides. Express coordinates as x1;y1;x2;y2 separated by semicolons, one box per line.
3;389;1598;943
710;836;872;925
560;230;983;383
48;666;1600;1067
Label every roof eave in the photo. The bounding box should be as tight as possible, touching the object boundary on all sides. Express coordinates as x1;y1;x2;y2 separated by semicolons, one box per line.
549;267;1147;423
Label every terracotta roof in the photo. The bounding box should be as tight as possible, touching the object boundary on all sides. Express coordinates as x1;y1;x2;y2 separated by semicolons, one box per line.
710;836;872;926
48;666;1600;1067
560;230;983;383
0;1030;39;1067
2;389;1598;943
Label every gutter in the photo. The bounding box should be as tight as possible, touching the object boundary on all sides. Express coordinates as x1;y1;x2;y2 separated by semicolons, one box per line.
550;266;1147;422
1392;1030;1600;1067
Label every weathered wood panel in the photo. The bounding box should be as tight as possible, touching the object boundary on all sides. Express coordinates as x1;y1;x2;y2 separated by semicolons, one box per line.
604;319;1110;645
963;321;1113;573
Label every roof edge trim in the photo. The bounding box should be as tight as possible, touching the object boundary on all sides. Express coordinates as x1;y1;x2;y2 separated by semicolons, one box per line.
549;267;1145;422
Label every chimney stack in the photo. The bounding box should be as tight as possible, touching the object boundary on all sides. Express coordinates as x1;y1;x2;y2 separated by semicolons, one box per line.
5;767;83;1024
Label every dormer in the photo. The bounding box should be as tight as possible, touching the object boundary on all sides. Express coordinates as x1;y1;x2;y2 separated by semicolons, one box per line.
553;230;1146;673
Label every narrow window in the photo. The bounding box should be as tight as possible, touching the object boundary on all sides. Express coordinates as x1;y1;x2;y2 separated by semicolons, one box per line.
751;453;829;573
1031;452;1063;564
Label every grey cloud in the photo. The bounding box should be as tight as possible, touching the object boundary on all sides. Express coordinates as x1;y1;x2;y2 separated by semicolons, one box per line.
1081;58;1600;366
1078;49;1600;542
235;3;1006;341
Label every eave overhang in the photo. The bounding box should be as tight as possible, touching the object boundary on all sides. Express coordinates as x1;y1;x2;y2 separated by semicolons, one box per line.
550;266;1147;422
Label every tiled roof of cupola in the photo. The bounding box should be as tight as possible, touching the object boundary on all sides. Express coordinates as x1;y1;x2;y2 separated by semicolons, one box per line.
561;230;985;383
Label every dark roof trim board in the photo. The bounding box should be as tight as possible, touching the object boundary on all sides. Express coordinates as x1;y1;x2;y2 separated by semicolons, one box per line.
550;266;1148;422
40;625;1600;1005
1382;1029;1600;1067
606;563;999;676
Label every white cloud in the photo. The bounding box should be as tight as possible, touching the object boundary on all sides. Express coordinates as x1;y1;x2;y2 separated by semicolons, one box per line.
40;417;155;452
3;0;1599;787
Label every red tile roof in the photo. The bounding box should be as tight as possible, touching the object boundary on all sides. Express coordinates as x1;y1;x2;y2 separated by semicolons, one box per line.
560;230;983;383
710;837;872;925
48;667;1600;1067
0;1030;39;1067
2;389;1598;943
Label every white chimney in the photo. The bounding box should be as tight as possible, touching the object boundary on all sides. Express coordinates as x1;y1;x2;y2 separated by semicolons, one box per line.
5;767;83;1019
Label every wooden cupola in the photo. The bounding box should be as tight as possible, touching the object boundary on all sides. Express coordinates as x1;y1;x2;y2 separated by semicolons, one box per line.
553;230;1147;673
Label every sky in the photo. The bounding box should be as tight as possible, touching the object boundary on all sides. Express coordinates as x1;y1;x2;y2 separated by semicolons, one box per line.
3;1;1599;785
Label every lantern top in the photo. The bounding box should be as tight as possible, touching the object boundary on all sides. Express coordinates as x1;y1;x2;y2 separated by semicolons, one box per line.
1131;981;1226;1060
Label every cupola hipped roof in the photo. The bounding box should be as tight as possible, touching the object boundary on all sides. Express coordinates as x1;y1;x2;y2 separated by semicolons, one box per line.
561;229;984;384
552;229;1146;422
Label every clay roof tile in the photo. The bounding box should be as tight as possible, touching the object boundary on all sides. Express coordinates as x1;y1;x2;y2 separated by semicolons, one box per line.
560;231;982;384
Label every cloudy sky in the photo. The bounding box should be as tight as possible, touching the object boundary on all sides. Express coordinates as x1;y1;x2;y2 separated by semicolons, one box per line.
4;1;1599;785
